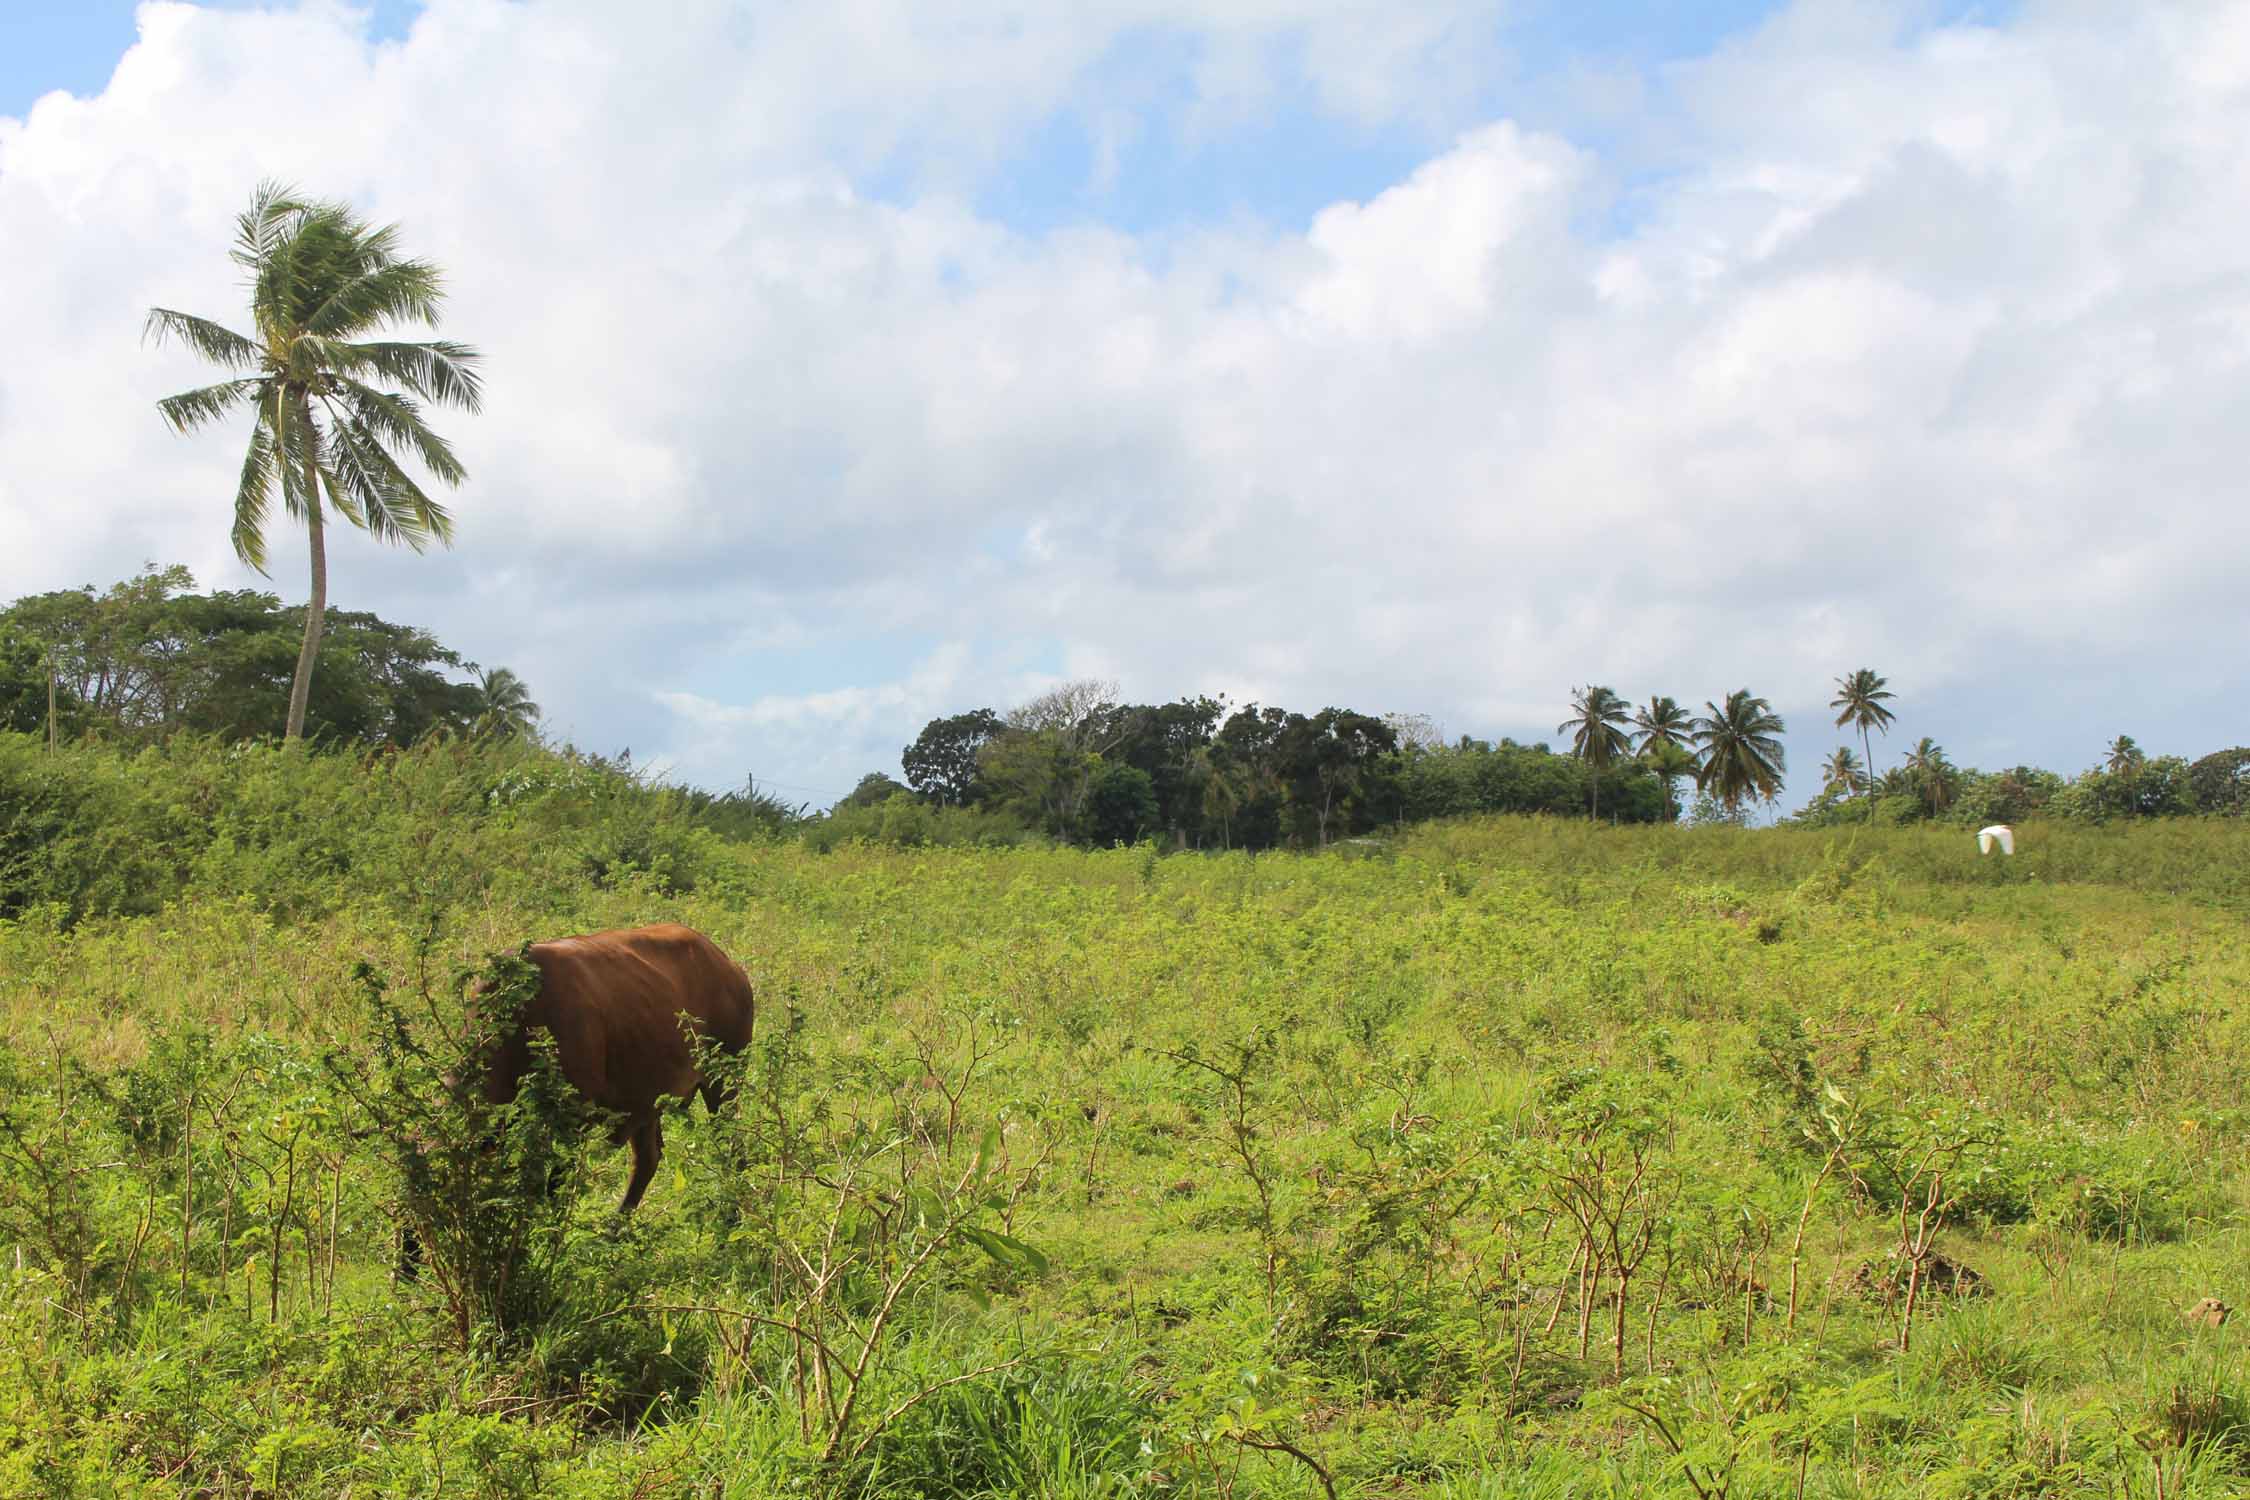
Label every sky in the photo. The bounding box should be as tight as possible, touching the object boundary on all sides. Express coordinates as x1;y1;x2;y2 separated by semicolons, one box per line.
1;0;2242;812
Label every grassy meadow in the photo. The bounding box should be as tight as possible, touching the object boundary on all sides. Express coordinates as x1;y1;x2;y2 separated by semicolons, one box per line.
3;735;2249;1496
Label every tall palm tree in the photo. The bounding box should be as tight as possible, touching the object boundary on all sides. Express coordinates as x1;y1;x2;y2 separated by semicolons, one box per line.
2105;735;2144;777
1632;695;1693;820
1830;669;1896;819
475;666;541;739
1692;689;1787;814
1901;736;1956;816
1558;685;1633;820
1821;745;1865;798
147;183;482;741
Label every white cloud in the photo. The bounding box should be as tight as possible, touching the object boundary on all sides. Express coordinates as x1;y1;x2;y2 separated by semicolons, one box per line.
5;0;2249;804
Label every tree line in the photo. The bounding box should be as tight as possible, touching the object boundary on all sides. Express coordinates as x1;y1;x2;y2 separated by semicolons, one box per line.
838;671;2245;850
1797;669;2248;826
10;576;2239;848
845;680;1791;851
0;565;538;749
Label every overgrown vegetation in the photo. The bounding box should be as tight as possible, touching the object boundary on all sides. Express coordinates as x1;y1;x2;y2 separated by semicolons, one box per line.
3;735;2248;1495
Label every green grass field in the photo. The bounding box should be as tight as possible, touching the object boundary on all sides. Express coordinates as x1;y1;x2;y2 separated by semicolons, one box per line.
4;757;2249;1496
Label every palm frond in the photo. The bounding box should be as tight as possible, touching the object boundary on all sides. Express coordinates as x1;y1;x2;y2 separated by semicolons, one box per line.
285;334;376;383
253;198;358;340
323;413;406;543
306;257;447;338
335;378;468;486
142;309;261;369
228;180;312;277
319;465;371;532
347;340;484;412
155;377;263;434
327;406;454;549
271;400;328;524
312;405;377;533
231;414;280;573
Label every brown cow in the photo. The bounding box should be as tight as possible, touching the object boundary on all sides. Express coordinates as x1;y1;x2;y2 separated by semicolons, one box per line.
470;923;757;1213
401;924;756;1279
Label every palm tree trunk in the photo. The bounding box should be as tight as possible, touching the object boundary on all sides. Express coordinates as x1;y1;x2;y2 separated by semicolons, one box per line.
1861;726;1875;820
285;420;326;742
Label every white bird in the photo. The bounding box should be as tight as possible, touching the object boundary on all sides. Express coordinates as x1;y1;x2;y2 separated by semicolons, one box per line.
1977;825;2015;856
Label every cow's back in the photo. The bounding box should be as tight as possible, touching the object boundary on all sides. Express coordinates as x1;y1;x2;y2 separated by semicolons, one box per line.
519;924;755;1116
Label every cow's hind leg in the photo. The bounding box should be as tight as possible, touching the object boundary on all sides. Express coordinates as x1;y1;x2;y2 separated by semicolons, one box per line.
620;1114;663;1214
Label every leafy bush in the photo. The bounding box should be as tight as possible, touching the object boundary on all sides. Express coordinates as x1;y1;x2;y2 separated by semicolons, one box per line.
328;951;602;1346
798;793;1043;852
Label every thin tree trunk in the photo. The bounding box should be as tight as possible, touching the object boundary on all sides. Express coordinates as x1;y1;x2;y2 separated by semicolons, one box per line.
1862;726;1875;818
285;411;326;742
45;657;56;751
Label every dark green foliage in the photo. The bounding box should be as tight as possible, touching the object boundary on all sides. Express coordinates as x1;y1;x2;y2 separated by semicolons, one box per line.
901;708;1004;806
842;771;913;808
902;691;1680;850
0;624;60;735
1397;738;1668;824
0;733;200;919
1277;707;1400;847
1098;695;1228;845
0;566;499;748
2189;749;2250;816
1083;761;1159;846
1900;737;1960;816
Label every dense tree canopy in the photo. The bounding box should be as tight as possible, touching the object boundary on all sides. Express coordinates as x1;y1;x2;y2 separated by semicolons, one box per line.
0;567;522;750
841;772;913;808
875;682;1672;851
900;709;1005;806
2189;748;2250;816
